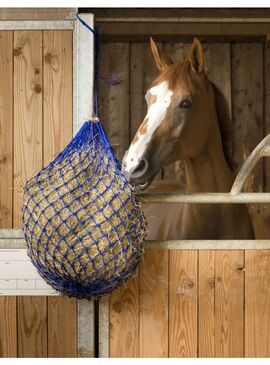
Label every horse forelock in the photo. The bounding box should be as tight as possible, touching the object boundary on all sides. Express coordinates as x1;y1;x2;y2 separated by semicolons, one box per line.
152;60;195;94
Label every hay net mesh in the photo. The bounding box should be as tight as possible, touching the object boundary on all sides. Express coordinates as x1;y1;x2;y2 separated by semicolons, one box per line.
22;120;146;299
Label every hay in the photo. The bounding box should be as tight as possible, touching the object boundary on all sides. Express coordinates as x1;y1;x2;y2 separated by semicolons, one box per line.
22;121;146;299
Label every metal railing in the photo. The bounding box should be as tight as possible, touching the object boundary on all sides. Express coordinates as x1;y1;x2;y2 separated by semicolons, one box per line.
140;133;270;249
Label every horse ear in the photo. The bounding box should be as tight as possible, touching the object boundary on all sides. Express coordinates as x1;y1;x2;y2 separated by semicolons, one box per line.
150;37;172;72
189;37;204;73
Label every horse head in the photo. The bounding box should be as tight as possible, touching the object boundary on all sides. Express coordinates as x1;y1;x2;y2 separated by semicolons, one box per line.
122;37;217;189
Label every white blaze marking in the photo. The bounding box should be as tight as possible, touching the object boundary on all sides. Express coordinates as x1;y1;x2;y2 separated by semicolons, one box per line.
123;81;173;175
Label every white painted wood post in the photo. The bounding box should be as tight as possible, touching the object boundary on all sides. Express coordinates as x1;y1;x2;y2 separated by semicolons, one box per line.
73;13;96;358
73;13;95;134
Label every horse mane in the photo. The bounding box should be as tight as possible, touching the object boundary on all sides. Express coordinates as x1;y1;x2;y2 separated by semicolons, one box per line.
211;81;234;171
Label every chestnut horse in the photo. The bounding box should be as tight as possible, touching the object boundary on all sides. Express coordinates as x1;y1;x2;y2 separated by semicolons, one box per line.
122;38;254;240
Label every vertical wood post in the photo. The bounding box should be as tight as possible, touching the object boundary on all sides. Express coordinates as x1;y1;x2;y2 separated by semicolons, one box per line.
73;13;95;358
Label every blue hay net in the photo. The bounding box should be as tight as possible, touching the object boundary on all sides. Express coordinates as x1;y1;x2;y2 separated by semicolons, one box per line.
22;120;147;299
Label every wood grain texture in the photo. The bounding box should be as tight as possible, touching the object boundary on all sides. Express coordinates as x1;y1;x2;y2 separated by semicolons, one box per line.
203;43;232;117
17;296;47;357
110;276;139;357
0;8;75;20
231;43;263;238
139;250;168;357
169;250;197;357
245;250;270;357
43;30;72;165
215;250;244;357
0;31;13;228
13;30;43;228
0;297;17;357
98;42;129;160
263;45;270;238
47;297;77;357
14;31;46;359
43;30;76;358
198;250;215;357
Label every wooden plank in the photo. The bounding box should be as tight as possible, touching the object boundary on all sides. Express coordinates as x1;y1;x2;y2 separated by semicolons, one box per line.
127;42;169;359
78;300;95;357
98;42;129;160
91;8;270;19
245;250;270;357
73;13;95;131
98;43;138;357
43;30;72;164
215;250;244;357
0;21;74;31
169;250;197;357
0;31;13;228
231;43;263;238
139;250;168;357
110;276;139;357
0;8;76;20
99;296;109;358
263;43;270;239
95;22;270;42
14;31;46;359
43;30;77;358
203;43;231;116
73;28;95;358
13;30;43;228
0;297;17;357
198;250;215;357
17;296;47;357
47;297;77;357
203;43;233;176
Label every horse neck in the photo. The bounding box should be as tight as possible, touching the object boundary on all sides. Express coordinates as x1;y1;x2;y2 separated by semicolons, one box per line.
184;116;234;194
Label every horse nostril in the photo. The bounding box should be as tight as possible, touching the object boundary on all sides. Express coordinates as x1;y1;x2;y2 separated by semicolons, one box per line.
130;158;149;179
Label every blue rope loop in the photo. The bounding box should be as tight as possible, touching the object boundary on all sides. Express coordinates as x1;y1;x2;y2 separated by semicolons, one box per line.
22;121;147;299
77;14;100;118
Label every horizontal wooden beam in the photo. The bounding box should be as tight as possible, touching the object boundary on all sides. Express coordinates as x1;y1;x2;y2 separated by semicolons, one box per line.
1;231;270;250
0;20;74;30
95;21;270;42
0;239;26;249
0;229;24;239
84;8;270;19
0;8;76;20
97;17;270;23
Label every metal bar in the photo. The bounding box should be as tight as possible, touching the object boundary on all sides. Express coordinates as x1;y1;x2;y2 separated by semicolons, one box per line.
0;20;74;29
96;17;270;23
231;133;270;195
140;192;270;204
146;239;270;250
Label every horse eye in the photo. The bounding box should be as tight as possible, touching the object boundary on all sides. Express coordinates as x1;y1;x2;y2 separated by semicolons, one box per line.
179;99;192;109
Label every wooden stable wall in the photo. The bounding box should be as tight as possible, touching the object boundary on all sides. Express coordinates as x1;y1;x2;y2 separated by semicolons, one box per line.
0;30;77;357
97;38;270;357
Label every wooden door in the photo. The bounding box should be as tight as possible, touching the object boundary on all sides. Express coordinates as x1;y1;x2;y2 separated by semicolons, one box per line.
98;39;270;358
0;29;77;358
